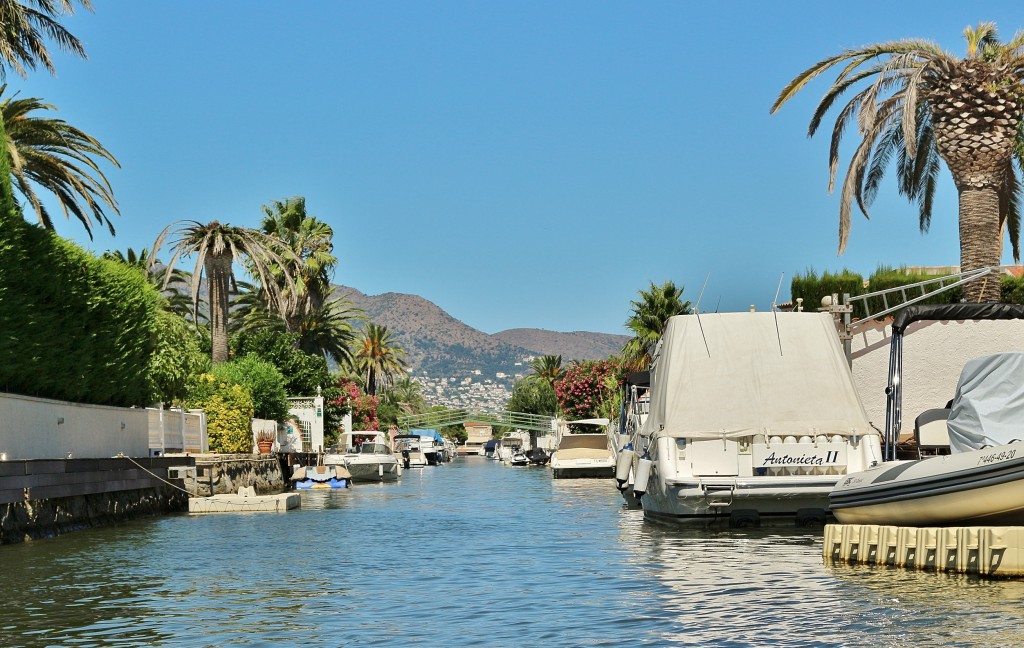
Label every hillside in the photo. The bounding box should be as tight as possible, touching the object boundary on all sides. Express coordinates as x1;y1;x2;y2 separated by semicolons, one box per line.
333;285;626;381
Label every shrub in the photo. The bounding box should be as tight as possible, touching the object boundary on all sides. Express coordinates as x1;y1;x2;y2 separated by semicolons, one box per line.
148;309;208;404
555;359;625;423
188;373;255;453
230;328;330;396
211;355;288;422
790;268;865;318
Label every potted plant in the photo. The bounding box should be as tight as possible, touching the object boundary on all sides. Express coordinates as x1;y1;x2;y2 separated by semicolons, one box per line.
255;428;276;454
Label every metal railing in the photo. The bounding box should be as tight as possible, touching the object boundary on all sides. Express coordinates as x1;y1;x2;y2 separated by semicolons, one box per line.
397;409;556;433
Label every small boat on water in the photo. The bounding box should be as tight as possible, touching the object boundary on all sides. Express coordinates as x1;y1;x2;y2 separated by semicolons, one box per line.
394;434;429;468
292;464;352;489
332;431;402;483
830;304;1024;526
637;311;881;527
550;420;615;478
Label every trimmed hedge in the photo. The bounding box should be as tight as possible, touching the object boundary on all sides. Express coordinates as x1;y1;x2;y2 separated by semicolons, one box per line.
791;267;1024;319
0;213;160;407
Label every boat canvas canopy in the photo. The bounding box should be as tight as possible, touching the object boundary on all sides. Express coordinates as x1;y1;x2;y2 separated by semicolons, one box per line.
410;429;444;444
947;352;1024;453
641;312;873;440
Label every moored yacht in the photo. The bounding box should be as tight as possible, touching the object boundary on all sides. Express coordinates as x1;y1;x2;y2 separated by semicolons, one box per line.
549;420;615;478
335;431;402;482
638;311;881;527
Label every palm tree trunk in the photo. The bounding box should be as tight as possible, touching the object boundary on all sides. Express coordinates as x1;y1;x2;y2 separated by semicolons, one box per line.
206;253;233;364
959;186;1002;302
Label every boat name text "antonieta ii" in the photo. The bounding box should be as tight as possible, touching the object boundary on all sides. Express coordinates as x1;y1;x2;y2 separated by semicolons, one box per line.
759;450;842;467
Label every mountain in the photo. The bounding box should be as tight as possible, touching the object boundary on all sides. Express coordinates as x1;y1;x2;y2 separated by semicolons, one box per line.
333;285;628;382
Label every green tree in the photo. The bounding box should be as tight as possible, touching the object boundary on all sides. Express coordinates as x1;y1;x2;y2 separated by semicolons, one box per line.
256;196;337;332
230;327;330;397
0;0;90;79
103;246;193;317
355;322;408;395
2;87;120;238
771;22;1024;303
622;280;691;370
529;354;565;387
147;309;208;404
211;355;288;422
151;220;295;364
507;375;558;417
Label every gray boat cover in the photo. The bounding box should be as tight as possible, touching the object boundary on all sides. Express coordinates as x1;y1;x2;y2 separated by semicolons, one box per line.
947;353;1024;453
640;312;873;439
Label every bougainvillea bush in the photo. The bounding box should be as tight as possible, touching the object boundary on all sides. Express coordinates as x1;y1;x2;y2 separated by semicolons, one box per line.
325;377;379;443
554;359;626;422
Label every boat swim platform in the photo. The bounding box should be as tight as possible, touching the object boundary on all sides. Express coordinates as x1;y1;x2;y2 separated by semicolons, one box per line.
824;523;1024;577
189;487;299;514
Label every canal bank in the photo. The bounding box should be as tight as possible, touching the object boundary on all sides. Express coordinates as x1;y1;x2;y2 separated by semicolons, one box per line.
0;454;295;544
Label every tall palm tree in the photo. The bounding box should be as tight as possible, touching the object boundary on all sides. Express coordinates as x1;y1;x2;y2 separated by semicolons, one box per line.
150;220;296;364
0;0;91;79
383;377;427;415
622;280;691;370
355;322;407;396
771;23;1024;303
529;354;565;387
2;86;119;238
256;196;337;333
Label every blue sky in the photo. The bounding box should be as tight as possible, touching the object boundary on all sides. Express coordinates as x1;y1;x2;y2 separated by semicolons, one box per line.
14;1;1024;335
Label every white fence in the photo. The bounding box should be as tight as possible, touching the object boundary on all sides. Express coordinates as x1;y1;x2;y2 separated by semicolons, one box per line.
288;395;325;452
148;405;208;455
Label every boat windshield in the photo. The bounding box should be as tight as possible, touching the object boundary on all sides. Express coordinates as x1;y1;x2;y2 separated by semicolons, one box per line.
358;442;388;454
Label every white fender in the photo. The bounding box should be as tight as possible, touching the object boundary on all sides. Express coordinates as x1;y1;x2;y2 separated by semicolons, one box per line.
633;457;653;496
615;449;635;486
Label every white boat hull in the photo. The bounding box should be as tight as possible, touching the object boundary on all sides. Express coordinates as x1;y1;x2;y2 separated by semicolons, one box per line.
344;457;401;482
830;443;1024;526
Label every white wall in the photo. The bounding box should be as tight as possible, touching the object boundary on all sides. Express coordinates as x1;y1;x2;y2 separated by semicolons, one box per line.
849;318;1024;431
0;392;149;459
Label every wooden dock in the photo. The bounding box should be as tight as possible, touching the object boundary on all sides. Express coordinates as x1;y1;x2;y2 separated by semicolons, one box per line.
824;523;1024;577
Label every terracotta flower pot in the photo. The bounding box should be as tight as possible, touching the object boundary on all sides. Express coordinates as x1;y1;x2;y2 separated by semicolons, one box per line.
257;440;274;454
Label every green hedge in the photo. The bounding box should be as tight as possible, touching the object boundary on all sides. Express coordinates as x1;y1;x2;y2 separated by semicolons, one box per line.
790;268;866;318
791;267;1024;319
0;216;160;406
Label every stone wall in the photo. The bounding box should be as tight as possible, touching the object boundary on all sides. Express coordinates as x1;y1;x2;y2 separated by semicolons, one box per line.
188;455;286;496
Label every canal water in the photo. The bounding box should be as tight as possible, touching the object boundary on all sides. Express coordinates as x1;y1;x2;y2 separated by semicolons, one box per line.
2;458;1024;647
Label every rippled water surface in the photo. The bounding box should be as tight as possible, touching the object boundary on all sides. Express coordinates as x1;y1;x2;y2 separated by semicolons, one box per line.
2;458;1024;647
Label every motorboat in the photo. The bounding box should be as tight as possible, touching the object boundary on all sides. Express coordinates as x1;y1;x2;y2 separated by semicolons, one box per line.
830;304;1024;526
292;463;351;489
411;428;446;465
637;311;882;527
549;420;615;479
393;434;429;468
332;431;402;483
526;447;551;466
483;439;500;459
614;371;650;507
497;435;524;464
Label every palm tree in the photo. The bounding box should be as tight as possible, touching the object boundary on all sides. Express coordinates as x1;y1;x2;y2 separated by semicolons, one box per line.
0;1;90;79
771;23;1024;303
622;280;691;370
529;354;565;387
355;322;407;396
150;220;296;364
2;86;119;238
383;377;426;415
256;196;337;333
231;281;362;368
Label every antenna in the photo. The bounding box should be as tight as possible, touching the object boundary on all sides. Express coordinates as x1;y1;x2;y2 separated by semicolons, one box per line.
694;272;710;314
771;273;784;355
714;296;721;313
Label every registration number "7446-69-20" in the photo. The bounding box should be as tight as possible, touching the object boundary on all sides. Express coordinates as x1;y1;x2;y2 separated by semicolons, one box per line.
978;449;1017;465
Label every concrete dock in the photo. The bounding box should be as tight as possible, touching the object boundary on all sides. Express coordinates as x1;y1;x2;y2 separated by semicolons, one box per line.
189;487;299;513
824;523;1024;577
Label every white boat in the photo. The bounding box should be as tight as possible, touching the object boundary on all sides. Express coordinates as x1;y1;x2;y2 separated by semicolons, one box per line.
334;431;402;483
496;435;524;464
614;371;651;507
830;304;1024;526
393;434;429;468
550;420;615;478
638;311;881;527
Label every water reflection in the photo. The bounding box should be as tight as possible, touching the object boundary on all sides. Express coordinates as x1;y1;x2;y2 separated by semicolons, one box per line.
1;460;1023;646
